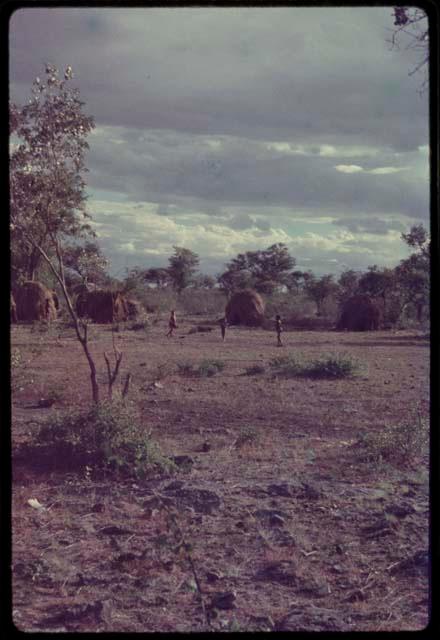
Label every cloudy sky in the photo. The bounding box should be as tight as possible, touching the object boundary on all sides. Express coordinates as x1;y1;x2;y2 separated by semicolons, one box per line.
9;6;430;279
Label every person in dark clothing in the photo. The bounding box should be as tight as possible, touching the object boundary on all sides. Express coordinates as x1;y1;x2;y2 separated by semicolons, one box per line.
275;314;283;346
166;310;178;337
219;316;228;341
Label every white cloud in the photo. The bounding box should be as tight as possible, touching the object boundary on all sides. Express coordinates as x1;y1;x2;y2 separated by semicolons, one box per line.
368;166;407;175
334;164;364;173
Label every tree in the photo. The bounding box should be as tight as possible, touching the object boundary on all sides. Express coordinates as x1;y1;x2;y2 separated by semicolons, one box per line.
304;273;338;316
217;267;254;297
10;64;95;286
218;243;296;295
285;270;307;293
167;247;200;293
10;65;125;404
401;223;430;256
396;224;430;322
63;240;110;287
337;269;361;303
389;7;429;93
358;265;397;319
143;267;171;288
193;274;216;289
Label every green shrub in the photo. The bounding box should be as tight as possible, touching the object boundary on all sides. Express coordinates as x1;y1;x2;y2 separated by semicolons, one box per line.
198;359;225;377
305;353;360;379
269;354;304;377
357;413;429;466
37;401;175;478
269;352;360;379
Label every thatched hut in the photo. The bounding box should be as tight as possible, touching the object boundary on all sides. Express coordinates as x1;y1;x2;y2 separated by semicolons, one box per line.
11;293;18;323
15;281;57;322
225;289;265;326
75;289;129;323
337;294;381;331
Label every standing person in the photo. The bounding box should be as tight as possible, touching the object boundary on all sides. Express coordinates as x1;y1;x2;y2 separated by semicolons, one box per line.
275;314;283;347
166;309;178;337
219;316;228;341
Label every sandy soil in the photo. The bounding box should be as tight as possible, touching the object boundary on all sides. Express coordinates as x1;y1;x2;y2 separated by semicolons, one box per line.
11;317;430;632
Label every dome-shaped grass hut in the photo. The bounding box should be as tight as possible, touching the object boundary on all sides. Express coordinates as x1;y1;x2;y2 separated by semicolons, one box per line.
337;294;381;331
225;289;265;326
75;289;129;323
14;281;57;322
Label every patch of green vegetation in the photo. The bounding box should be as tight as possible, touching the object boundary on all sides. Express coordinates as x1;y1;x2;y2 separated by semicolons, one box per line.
37;400;175;478
357;412;429;466
234;425;259;448
269;352;360;379
305;353;360;379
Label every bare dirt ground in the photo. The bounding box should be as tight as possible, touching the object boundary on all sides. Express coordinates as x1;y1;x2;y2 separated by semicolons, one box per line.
11;317;430;632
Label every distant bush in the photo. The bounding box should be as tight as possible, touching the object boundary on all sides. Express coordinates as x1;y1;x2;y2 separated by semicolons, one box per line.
36;401;175;478
269;354;304;377
269;352;360;379
198;359;225;377
306;354;360;379
244;364;266;375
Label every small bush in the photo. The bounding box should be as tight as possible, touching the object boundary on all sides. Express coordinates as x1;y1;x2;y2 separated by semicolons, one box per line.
198;359;225;377
357;413;429;466
244;364;266;376
269;354;304;377
269;352;360;379
234;425;259;448
177;362;195;377
305;354;360;379
37;401;175;478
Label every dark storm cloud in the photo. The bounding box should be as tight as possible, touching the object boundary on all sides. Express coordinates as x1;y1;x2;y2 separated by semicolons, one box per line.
9;7;428;152
332;216;406;234
85;128;428;221
9;6;429;275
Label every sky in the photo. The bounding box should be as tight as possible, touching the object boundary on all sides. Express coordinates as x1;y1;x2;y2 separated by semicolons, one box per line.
9;6;430;279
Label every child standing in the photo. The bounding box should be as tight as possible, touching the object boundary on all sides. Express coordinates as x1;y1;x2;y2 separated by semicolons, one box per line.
219;316;228;341
275;314;283;347
166;309;178;337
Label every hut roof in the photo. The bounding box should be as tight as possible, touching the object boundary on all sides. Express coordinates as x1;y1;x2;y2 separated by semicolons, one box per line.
225;289;265;326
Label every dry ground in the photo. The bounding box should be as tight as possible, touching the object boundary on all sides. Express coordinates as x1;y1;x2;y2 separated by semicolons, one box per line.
10;316;430;632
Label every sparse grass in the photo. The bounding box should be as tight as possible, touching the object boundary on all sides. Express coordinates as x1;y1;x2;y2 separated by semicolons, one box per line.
233;425;259;448
356;412;429;466
36;400;176;478
154;361;175;380
178;359;225;378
